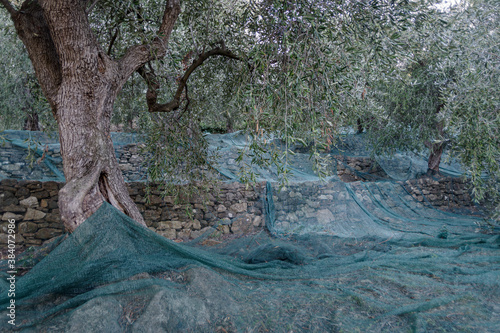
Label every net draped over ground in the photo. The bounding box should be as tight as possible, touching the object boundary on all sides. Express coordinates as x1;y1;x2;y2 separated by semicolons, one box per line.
0;132;499;332
1;195;499;331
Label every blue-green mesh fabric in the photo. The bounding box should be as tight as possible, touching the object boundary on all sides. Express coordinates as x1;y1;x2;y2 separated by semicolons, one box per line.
0;198;498;332
0;130;469;183
1;131;498;332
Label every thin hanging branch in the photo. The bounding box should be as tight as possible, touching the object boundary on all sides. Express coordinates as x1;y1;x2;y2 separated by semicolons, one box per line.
117;0;181;82
138;45;241;113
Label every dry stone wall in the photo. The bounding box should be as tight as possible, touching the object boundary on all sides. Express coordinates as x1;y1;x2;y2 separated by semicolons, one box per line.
2;138;393;183
0;141;63;181
271;177;479;235
402;176;478;214
0;179;265;249
116;144;147;182
0;176;479;250
334;155;388;182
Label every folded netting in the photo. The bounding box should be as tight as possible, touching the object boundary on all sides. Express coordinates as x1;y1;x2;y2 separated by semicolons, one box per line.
0;198;498;332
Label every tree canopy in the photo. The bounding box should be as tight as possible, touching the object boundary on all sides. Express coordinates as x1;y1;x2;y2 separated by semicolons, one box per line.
361;0;499;220
0;0;498;227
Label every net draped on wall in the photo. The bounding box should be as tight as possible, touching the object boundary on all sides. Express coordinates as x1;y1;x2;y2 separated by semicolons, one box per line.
0;131;498;332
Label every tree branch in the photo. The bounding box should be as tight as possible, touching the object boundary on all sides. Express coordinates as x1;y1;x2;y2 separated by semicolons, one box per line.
0;0;17;16
107;27;119;56
8;1;61;111
117;0;181;82
138;46;241;113
85;0;99;14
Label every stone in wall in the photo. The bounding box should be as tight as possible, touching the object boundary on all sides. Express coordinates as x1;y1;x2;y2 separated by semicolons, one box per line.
0;179;266;251
335;155;389;182
402;176;479;214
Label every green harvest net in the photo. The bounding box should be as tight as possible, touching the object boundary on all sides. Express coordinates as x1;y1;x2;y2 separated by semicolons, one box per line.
0;130;143;182
0;131;499;332
0;130;466;183
0;197;499;332
206;131;467;183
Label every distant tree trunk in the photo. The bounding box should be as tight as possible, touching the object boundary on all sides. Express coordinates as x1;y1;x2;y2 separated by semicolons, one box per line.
23;110;40;131
20;74;41;131
225;112;234;133
356;118;363;134
4;0;181;231
426;142;444;175
425;105;446;176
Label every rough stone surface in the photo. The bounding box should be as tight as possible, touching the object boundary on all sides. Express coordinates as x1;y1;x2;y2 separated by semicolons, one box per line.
335;156;389;182
316;209;335;224
0;176;477;251
158;229;177;240
35;228;63;240
66;296;123;333
231;214;254;235
2;212;23;221
230;202;247;213
24;208;46;221
0;233;9;244
192;220;201;230
157;221;182;230
1;205;25;213
19;222;38;233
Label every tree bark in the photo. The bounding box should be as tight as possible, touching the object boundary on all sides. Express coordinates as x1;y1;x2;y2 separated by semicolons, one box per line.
425;104;446;176
3;0;181;232
225;113;234;133
426;142;444;175
23;111;40;131
138;46;240;113
55;82;146;231
356;118;363;134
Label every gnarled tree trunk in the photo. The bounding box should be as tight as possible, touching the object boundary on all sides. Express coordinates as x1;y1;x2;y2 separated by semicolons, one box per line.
2;0;181;232
55;82;145;231
425;104;447;176
426;142;444;176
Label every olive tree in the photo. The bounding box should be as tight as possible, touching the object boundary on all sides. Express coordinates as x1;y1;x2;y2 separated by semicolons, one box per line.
0;0;185;231
356;4;458;175
442;0;499;221
363;0;499;220
0;0;428;232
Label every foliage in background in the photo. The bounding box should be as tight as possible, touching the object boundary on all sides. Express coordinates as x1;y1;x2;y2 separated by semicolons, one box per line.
443;0;499;224
362;0;499;224
80;0;434;195
223;0;426;182
364;7;455;170
0;10;53;132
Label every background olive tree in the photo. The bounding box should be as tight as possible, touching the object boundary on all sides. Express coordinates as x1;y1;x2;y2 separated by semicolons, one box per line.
363;7;455;174
361;0;499;223
442;0;499;222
